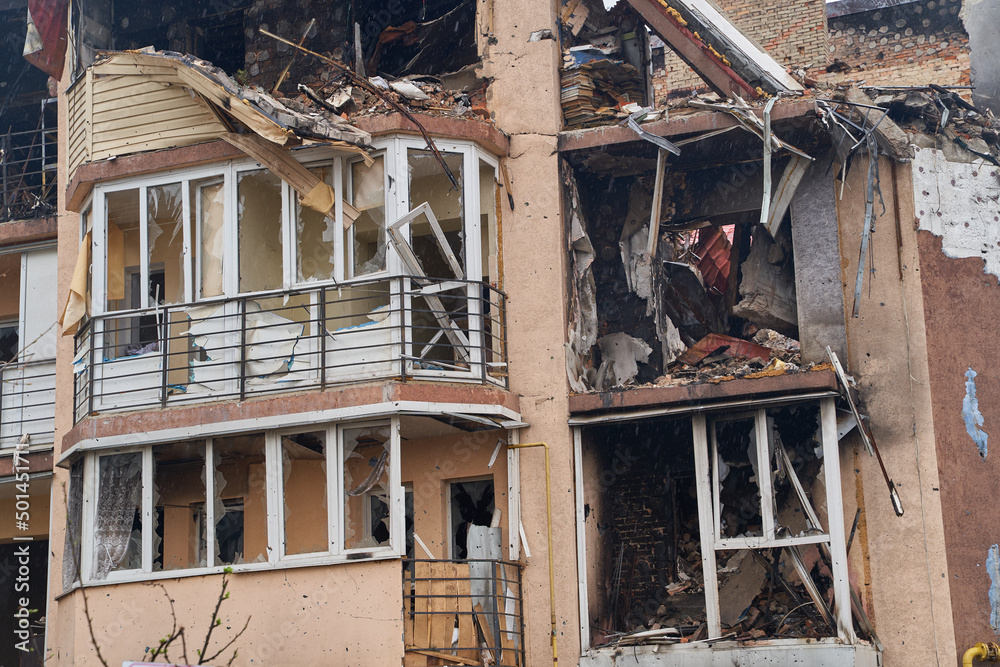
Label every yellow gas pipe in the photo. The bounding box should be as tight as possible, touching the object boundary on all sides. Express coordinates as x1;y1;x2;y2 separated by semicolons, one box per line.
964;643;1000;666
506;442;558;667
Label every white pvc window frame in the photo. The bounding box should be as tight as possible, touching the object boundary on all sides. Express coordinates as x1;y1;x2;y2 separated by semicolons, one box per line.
77;416;402;587
573;396;854;652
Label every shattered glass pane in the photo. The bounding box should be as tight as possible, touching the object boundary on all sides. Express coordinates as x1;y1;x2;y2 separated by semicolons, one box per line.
343;424;391;550
238;169;283;293
296;165;336;283
407;150;465;278
92;452;142;579
147;182;185;305
479;159;498;285
213;434;268;565
349;156;386;278
282;431;329;555
62;459;84;591
450;478;494;559
105;188;139;312
713;417;763;538
153;440;206;571
193;178;225;299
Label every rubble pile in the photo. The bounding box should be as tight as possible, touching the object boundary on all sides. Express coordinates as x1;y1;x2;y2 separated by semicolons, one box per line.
855;85;1000;164
291;70;490;121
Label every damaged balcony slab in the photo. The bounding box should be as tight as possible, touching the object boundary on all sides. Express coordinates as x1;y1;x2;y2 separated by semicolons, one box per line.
61;381;519;457
580;638;880;667
0;215;57;247
351;112;509;157
568;366;838;415
558;99;817;154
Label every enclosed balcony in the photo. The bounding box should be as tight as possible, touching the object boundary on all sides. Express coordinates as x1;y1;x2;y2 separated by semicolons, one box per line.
66;134;507;420
72;275;507;420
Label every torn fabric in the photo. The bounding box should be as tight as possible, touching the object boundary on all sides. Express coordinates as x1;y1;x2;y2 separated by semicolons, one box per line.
60;232;91;336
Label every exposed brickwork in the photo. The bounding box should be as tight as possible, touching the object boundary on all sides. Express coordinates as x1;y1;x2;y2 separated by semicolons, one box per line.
819;0;971;88
652;0;828;101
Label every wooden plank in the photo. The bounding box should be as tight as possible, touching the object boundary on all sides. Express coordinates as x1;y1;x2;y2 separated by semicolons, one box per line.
766;154;810;237
93;112;222;138
413;561;433;650
455;565;478;661
404;649;481;666
427;561;458;652
473;603;496;663
94;63;178;77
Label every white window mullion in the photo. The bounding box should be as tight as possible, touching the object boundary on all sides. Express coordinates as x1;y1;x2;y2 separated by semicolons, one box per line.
692;414;722;638
821;397;855;641
80;453;95;583
225;165;238;297
182;181;193;303
709;423;722;544
205;438;216;567
335;425;346;555
756;408;776;541
333;158;345;283
141;446;153;573
266;430;280;564
138;186;149;309
281;182;293;290
326;424;338;554
93;191;107;316
390;415;403;556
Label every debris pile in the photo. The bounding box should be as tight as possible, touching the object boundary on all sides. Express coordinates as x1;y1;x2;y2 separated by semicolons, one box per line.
851;85;1000;165
559;0;650;127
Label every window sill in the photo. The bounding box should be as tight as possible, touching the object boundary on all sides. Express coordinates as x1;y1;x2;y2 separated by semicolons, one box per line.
581;638;881;666
64;548;402;592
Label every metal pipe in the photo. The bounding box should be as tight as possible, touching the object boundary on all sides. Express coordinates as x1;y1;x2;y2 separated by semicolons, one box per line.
505;441;557;667
965;643;1000;666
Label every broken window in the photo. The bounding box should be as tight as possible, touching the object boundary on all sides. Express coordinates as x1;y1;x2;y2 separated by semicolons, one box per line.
153;440;207;571
62;460;84;591
92;452;143;579
342;423;392;551
348;155;387;278
214;434;269;565
296;165;337;284
449;478;495;559
0;252;20;364
577;398;855;650
282;430;329;556
193;178;225;299
74;420;402;583
238;169;283;294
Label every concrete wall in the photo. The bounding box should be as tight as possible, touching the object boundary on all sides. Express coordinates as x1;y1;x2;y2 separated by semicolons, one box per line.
910;145;1000;659
50;561;402;666
482;0;579;663
836;155;957;665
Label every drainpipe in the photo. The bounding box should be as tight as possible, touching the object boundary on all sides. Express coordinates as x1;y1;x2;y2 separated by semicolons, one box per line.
964;643;1000;667
506;442;558;667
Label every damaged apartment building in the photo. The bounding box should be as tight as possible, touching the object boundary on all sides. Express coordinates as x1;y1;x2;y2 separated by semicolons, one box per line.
0;0;995;664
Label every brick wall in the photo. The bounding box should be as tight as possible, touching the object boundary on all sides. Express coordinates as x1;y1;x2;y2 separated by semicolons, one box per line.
652;0;828;101
819;0;971;88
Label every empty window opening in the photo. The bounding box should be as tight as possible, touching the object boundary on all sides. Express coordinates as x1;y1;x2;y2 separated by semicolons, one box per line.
153;440;207;572
580;400;854;649
449;478;494;559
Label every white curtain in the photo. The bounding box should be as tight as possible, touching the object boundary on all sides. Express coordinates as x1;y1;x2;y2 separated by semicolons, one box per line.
92;453;142;580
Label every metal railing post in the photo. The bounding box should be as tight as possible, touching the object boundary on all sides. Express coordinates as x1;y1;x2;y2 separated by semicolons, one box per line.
480;286;488;385
239;298;248;401
87;324;95;417
160;305;169;407
395;277;406;382
318;286;327;390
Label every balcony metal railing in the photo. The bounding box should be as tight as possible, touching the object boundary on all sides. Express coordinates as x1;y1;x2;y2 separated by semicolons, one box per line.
1;100;58;223
403;558;526;667
73;276;508;421
1;358;56;448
